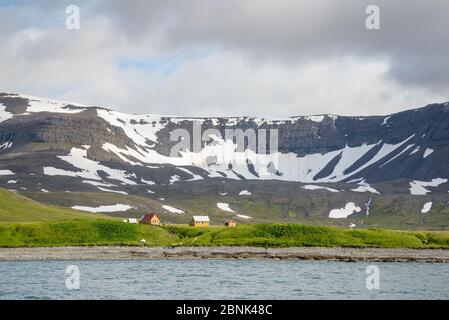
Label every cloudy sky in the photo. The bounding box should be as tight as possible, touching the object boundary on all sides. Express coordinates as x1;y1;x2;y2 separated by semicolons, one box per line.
1;0;448;117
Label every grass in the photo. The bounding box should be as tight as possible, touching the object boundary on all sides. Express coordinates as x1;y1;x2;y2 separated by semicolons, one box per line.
0;189;113;223
1;188;449;248
163;224;449;249
0;220;179;247
22;186;449;230
0;188;179;247
1;222;449;248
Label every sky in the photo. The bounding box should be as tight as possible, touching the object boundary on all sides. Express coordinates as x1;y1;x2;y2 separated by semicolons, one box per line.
0;0;448;117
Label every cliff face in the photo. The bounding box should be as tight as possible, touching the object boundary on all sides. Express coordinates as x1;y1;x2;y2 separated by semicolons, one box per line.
0;94;449;182
2;93;449;229
1;93;449;192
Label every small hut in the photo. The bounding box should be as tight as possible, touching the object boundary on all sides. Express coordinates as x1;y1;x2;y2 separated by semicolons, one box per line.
225;219;237;227
140;213;161;226
190;216;210;227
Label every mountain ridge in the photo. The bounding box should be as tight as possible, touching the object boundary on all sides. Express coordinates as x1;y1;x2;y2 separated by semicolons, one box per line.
1;92;449;228
2;91;447;119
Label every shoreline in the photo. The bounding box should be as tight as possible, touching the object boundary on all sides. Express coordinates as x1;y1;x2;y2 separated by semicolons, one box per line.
1;246;449;262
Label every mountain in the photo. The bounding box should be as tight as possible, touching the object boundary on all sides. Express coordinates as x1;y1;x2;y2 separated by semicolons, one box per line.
1;92;449;229
0;188;109;223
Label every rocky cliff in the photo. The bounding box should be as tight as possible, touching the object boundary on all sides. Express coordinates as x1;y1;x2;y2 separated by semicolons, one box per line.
1;93;449;228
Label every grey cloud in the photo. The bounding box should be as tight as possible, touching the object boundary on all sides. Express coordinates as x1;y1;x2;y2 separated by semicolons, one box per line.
1;0;448;117
93;0;449;91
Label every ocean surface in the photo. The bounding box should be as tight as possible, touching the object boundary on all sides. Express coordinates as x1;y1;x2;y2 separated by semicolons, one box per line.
0;260;448;299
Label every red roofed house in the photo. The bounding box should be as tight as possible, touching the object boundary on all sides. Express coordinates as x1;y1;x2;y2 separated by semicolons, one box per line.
140;213;161;226
225;219;237;227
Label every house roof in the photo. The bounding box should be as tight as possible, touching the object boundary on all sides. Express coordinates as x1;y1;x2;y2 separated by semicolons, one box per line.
144;213;159;219
192;215;210;222
140;213;160;221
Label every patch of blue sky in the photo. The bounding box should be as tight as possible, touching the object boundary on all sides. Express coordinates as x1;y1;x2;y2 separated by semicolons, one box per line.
118;56;181;75
1;1;61;28
0;0;25;7
118;47;220;75
1;0;94;29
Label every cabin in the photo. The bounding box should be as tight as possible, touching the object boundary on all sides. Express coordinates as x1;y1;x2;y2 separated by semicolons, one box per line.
190;215;210;227
140;213;161;226
225;219;237;227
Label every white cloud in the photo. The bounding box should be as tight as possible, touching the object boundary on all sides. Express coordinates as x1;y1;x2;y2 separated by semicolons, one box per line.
0;1;447;117
64;52;444;117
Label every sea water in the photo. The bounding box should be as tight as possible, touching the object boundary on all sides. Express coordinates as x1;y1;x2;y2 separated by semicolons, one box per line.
0;260;448;299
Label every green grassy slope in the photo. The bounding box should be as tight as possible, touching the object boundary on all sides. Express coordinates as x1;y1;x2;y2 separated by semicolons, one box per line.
0;220;179;247
1;221;449;248
164;224;449;249
24;189;449;230
2;188;449;249
0;188;179;247
0;189;113;223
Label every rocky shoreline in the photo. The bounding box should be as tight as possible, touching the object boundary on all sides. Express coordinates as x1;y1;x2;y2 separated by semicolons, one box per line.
1;246;449;262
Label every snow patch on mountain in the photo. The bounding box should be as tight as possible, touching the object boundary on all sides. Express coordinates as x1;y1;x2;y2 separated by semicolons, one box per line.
0;103;14;123
176;167;203;181
82;180;115;187
410;146;420;155
97;187;128;195
72;204;133;213
302;185;339;193
162;205;184;214
379;144;415;168
423;148;434;158
0;141;13;151
217;202;235;213
169;175;180;184
329;202;361;218
421;202;432;213
381;116;391;126
141;178;155;185
236;214;252;219
314;134;415;183
409;178;448;195
98;109;174;145
44;147;137;185
351;180;380;194
99;128;416;185
22;94;86;114
0;170;14;176
304;115;325;122
44;167;77;177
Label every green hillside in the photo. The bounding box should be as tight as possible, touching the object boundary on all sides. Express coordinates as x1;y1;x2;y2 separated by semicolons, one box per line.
0;220;179;247
23;187;449;230
2;188;449;249
0;188;111;223
0;188;179;247
165;224;449;249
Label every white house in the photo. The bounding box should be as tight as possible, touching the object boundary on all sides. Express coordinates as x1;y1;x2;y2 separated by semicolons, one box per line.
189;216;210;227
